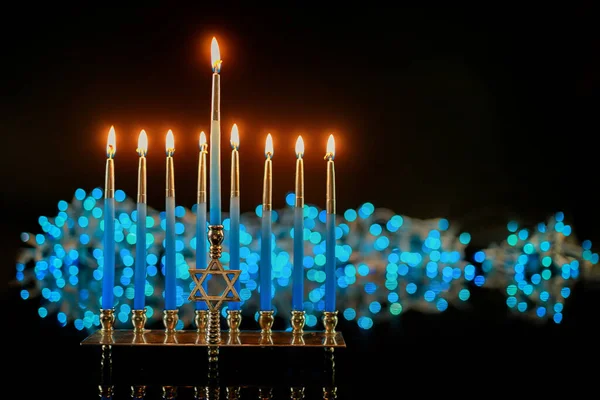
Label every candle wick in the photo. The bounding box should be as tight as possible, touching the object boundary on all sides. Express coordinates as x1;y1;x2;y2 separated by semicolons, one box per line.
324;152;334;161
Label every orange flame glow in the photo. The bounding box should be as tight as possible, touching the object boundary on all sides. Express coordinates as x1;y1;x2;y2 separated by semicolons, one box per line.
231;124;239;149
137;129;148;156
295;136;304;157
265;134;274;157
106;126;116;158
166;129;175;155
199;131;207;150
326;134;335;160
211;37;222;72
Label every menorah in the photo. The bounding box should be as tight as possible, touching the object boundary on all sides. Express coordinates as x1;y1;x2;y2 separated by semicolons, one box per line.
81;224;346;361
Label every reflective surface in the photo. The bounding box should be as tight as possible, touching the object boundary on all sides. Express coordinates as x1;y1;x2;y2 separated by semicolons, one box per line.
97;343;338;399
7;290;599;399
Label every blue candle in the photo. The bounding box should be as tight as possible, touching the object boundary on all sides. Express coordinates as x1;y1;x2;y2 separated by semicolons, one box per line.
229;125;241;310
209;37;222;225
230;197;240;309
164;130;177;311
196;132;208;310
260;134;274;311
102;126;116;311
195;201;207;310
324;135;337;312
134;130;148;310
292;136;305;311
134;202;147;309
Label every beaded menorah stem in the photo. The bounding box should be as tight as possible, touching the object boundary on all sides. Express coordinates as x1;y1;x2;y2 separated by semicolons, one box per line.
207;225;224;361
207;307;220;362
187;223;241;360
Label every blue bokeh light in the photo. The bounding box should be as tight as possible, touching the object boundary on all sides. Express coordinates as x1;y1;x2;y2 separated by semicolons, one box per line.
16;189;593;331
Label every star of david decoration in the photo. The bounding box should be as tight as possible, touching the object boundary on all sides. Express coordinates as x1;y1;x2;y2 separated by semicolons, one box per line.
188;259;241;311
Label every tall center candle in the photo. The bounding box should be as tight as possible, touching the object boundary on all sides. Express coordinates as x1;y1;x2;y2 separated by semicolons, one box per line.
324;135;337;312
164;130;177;311
229;124;241;310
292;136;305;311
196;132;208;310
102;126;116;311
195;132;208;310
260;134;274;311
209;37;222;225
134;130;148;310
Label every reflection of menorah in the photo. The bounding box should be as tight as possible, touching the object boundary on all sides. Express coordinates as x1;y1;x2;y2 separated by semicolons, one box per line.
82;224;345;362
98;339;338;399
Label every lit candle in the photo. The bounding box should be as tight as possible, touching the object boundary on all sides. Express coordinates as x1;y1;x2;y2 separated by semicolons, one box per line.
229;124;241;310
195;132;207;310
260;134;274;311
324;134;337;312
209;37;222;225
196;131;208;311
102;126;116;310
164;130;177;311
292;136;305;311
134;129;148;310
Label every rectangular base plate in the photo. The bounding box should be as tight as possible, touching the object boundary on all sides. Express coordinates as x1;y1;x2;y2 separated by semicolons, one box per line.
80;330;345;347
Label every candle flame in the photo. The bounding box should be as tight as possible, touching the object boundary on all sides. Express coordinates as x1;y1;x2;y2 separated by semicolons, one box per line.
166;129;175;156
230;124;239;149
137;129;148;156
106;126;116;158
295;136;304;157
265;134;274;158
326;134;335;160
199;131;207;151
211;37;222;73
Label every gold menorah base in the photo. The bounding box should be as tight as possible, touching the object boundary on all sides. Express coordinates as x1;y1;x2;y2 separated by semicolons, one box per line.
81;330;345;348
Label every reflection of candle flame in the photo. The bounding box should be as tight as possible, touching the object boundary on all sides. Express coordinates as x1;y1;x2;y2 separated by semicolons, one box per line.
199;131;207;151
265;134;274;158
137;130;148;156
295;136;304;158
106;126;116;158
211;37;222;73
166;130;175;156
230;124;239;149
326;134;335;160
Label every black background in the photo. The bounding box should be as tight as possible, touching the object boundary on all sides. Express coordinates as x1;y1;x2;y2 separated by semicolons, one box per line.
3;5;599;398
